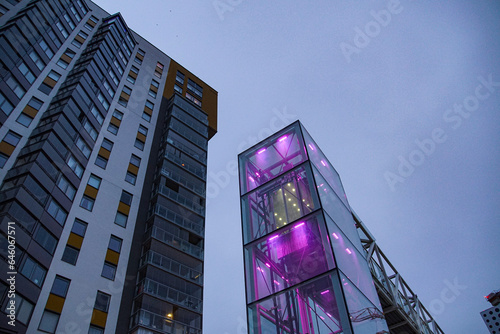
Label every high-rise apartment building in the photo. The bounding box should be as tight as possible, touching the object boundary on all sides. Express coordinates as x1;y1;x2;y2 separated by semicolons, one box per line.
481;290;500;334
0;1;217;333
238;121;444;334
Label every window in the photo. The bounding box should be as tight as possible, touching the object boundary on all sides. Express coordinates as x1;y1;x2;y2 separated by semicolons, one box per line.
142;112;151;122
114;211;127;227
107;123;118;135
112;109;123;120
95;155;107;169
97;93;109;110
76;137;91;158
70;6;81;21
4;294;33;325
47;28;61;48
29;50;45;70
51;276;70;297
125;172;136;185
47;199;67;225
39;310;59;333
6;76;25;99
118;50;127;64
48;71;61;82
109;235;122;253
176;71;185;85
122;42;131;56
89;326;104;334
113;59;123;74
20;256;46;287
148;88;157;98
72;219;87;237
138;49;145;57
186;92;201;107
122;86;132;95
103;80;114;97
108;68;119;85
174;84;182;93
28;96;43;110
18;62;35;84
134;56;142;65
67;155;83;178
56;21;69;38
101;138;113;151
126;74;135;84
0;153;8;168
131;66;139;74
61;245;79;265
0;92;14;115
3;131;21;146
83;119;98;141
94;291;110;312
101;262;116;280
80;195;94;211
151;80;159;88
72;38;82;48
16;113;33;127
145;100;154;110
154;62;164;78
57;49;76;69
34;226;57;255
90;105;104;125
120;191;133;206
77;0;88;14
39;39;54;58
130;155;141;167
57;175;76;200
134;138;144;151
138;125;148;136
64;13;75;30
88;174;101;189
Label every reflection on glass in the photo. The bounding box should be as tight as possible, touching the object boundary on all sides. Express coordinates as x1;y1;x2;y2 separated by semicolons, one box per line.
301;124;349;208
248;273;347;334
242;164;320;243
245;213;335;303
339;272;389;334
327;219;381;309
239;123;307;194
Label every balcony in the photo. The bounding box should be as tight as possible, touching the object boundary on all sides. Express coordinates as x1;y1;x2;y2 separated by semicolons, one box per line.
155;184;204;216
161;168;205;198
172;94;208;125
171;109;208;137
152;204;203;237
138;278;202;313
169;121;207;150
164;152;206;180
140;250;202;285
166;138;206;164
147;225;203;260
130;309;201;334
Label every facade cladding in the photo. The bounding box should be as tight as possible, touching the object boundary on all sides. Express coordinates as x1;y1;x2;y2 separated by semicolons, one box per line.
238;121;444;334
0;1;217;333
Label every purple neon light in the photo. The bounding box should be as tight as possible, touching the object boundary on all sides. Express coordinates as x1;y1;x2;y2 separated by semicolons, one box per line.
248;176;255;182
308;144;315;150
345;248;352;255
293;222;305;229
321;160;326;166
278;135;288;142
257;148;267;154
265;263;271;268
274;280;280;285
332;233;339;240
255;172;260;177
321;290;330;295
268;235;279;241
257;267;263;272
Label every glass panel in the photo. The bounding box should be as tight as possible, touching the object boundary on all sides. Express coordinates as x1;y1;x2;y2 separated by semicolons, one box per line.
242;164;320;244
244;212;335;303
301;124;349;208
248;273;347;334
339;272;389;334
326;218;381;310
314;168;363;253
239;122;307;195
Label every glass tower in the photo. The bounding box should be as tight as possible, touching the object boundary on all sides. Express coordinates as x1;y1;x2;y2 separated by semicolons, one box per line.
238;121;389;334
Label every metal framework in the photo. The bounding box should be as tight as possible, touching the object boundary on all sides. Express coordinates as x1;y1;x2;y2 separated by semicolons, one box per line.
354;212;445;334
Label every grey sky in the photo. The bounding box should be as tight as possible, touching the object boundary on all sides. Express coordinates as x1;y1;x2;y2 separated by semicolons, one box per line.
94;1;500;332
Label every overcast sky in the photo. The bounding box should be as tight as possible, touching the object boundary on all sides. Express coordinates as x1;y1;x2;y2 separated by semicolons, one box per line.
94;1;500;332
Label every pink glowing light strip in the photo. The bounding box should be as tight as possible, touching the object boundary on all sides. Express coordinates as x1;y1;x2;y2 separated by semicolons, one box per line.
278;135;288;142
321;290;330;295
345;248;352;254
265;263;271;268
274;280;280;285
248;176;255;182
293;222;305;229
268;235;279;241
257;267;263;272
257;148;267;154
321;160;326;166
332;233;339;240
308;144;315;150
